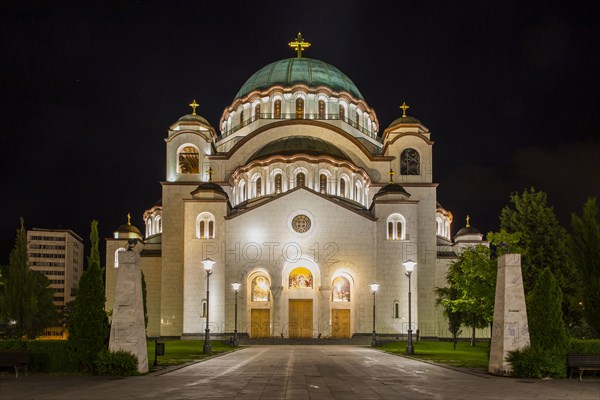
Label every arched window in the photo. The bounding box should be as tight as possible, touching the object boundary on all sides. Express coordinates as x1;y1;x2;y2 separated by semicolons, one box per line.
340;177;346;197
178;146;199;174
256;177;262;196
354;180;363;204
251;276;270;301
240;109;245;127
201;300;207;318
274;173;282;194
332;276;350;302
394;301;400;318
339;104;345;121
146;218;152;237
255;103;261;119
295;98;304;119
318;100;326;119
154;216;162;235
355;112;360;128
238;180;246;203
401;148;420;175
289;267;313;289
296;172;305;187
319;174;327;194
386;213;406;240
196;212;216;239
274;99;282;118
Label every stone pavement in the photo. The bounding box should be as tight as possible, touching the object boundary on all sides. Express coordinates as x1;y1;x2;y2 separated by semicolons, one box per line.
1;345;598;400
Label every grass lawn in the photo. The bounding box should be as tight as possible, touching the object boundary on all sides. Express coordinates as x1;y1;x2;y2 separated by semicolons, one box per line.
378;341;490;370
147;340;235;367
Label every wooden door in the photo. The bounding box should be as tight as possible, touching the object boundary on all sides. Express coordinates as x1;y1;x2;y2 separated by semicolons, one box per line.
332;309;351;338
251;309;270;338
289;299;313;338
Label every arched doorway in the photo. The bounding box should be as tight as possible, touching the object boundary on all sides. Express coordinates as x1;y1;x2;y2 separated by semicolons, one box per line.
282;258;321;338
246;270;272;338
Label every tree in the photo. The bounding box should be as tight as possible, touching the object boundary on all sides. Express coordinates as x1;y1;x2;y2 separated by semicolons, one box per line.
67;220;109;372
435;285;463;349
499;187;581;326
438;245;496;346
0;218;56;339
569;198;600;336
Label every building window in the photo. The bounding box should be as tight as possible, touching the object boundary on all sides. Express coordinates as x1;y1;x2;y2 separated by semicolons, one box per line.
295;98;304;119
274;173;282;194
178;146;199;174
201;300;207;318
394;301;400;318
332;276;350;302
256;177;262;196
238;180;246;203
355;112;360;128
318;100;326;119
401;148;420;175
196;212;216;239
340;177;346;197
339;104;345;121
386;213;406;240
319;174;327;194
274;99;282;118
252;276;270;301
255;103;261;119
240;109;245;127
296;172;305;187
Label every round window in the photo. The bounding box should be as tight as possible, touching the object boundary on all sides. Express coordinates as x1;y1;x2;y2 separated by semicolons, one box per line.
291;214;311;233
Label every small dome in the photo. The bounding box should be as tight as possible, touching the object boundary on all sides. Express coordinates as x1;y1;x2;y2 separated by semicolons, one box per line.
235;58;364;100
455;226;482;237
248;136;351;163
177;113;211;126
114;223;143;239
191;182;228;197
373;182;411;199
388;115;422;128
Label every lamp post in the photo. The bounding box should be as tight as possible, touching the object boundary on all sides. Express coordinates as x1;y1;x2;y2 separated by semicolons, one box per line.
370;282;380;347
231;282;241;347
403;259;417;355
202;258;215;355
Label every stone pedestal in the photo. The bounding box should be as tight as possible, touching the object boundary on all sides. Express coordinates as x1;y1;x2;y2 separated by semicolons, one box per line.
109;248;149;373
489;254;530;375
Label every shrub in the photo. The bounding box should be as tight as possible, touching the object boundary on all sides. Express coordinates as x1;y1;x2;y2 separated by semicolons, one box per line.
0;340;73;372
94;349;139;376
569;339;600;355
507;346;567;378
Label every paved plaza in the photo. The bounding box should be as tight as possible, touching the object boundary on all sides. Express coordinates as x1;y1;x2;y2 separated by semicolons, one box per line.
1;345;598;400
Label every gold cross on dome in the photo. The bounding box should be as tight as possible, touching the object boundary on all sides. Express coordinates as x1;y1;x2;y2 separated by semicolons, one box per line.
127;212;131;225
189;99;199;115
466;215;471;228
400;102;410;117
388;168;395;183
207;167;214;183
288;32;311;58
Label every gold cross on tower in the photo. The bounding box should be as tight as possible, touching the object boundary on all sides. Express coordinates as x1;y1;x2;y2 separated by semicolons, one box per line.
189;99;199;116
400;102;410;117
127;212;131;225
466;215;471;228
288;32;311;58
388;168;395;183
207;167;214;183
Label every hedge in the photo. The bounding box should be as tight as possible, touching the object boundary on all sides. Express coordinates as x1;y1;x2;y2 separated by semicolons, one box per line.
569;339;600;354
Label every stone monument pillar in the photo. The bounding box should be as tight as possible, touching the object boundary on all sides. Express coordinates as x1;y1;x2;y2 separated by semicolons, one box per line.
109;242;149;373
489;253;530;375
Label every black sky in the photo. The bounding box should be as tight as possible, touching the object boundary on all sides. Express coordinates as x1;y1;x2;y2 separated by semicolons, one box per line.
1;0;599;263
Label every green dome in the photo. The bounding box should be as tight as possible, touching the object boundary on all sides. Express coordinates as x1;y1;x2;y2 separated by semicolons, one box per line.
249;136;351;162
235;58;364;100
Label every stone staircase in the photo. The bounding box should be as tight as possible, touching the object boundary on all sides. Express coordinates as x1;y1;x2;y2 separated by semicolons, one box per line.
238;335;372;346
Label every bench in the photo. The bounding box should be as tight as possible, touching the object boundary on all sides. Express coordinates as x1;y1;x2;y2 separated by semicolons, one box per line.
0;350;31;378
567;354;600;381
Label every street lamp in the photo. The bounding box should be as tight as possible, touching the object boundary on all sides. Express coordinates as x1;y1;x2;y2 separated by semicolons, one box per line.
202;258;215;355
403;259;417;355
231;282;241;347
370;282;380;347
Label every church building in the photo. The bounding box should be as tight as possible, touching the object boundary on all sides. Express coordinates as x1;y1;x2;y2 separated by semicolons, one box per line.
105;34;485;340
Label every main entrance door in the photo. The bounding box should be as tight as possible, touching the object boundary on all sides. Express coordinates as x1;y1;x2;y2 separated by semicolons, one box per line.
331;309;351;338
289;299;313;338
251;309;270;338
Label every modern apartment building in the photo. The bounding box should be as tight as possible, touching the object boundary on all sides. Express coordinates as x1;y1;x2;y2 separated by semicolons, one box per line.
27;228;84;312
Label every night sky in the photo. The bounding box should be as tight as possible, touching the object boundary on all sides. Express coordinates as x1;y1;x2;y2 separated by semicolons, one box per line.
1;0;599;264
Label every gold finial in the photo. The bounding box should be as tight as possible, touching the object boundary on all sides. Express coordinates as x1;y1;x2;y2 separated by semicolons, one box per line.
127;213;131;225
388;168;395;183
400;102;410;117
189;99;199;116
288;32;311;58
466;215;471;228
207;167;214;183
